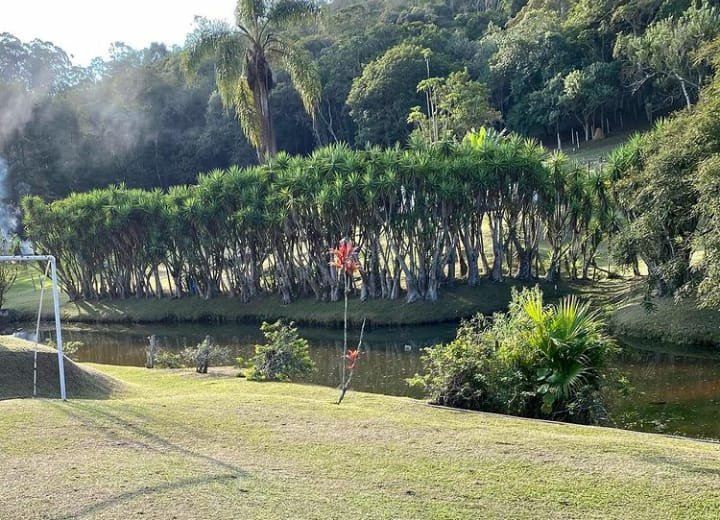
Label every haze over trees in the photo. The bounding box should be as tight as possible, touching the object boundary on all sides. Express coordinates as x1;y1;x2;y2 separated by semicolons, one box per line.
3;0;718;204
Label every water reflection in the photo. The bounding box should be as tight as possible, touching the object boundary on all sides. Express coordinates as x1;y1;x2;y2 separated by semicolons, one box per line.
39;323;455;399
35;323;720;440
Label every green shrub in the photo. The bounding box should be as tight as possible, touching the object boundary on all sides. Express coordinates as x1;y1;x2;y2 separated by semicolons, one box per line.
62;341;84;361
180;336;231;373
153;337;231;372
248;320;315;381
154;350;184;369
411;287;617;424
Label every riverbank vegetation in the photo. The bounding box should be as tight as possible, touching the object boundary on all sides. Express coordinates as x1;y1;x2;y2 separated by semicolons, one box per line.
1;343;719;518
412;287;617;424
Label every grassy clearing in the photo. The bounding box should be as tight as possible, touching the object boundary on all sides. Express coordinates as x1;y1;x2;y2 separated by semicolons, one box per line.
562;131;636;164
0;350;718;519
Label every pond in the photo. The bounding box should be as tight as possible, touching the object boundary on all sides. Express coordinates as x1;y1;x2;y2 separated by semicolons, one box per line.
29;322;720;441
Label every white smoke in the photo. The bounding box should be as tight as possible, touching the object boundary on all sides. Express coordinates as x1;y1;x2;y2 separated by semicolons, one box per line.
0;86;36;147
0;156;29;253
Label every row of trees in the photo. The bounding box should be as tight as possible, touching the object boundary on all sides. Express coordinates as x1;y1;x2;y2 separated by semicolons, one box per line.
22;131;612;304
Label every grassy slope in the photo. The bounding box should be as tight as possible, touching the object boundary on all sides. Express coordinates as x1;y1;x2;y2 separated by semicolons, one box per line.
5;267;615;327
611;296;720;345
0;337;120;400
0;363;718;519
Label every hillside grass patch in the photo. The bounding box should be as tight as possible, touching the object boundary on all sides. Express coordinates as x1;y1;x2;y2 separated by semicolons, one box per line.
0;363;718;519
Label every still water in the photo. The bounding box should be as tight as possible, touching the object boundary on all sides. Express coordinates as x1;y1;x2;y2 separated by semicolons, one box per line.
37;322;720;440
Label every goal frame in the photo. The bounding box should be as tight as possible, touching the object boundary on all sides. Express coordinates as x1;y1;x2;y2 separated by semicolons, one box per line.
1;255;66;400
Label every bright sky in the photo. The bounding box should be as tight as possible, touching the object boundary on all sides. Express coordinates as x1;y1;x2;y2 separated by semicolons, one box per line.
2;0;238;65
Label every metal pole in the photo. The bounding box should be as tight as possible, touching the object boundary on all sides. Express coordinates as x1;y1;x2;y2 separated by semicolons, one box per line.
33;260;50;398
49;257;66;401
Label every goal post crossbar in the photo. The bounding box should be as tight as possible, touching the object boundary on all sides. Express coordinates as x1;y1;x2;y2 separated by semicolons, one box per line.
0;255;66;400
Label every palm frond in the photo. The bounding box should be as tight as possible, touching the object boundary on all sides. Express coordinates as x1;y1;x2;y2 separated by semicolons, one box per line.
231;77;263;154
267;0;318;26
183;18;236;78
236;0;266;27
267;39;320;119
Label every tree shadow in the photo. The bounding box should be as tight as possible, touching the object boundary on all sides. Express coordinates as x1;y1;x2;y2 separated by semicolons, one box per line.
640;453;720;477
51;474;241;520
49;401;250;519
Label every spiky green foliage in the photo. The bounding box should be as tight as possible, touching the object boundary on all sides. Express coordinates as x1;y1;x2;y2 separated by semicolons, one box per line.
413;287;616;424
22;136;613;305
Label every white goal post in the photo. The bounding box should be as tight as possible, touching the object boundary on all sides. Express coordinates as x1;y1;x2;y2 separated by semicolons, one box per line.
1;255;66;400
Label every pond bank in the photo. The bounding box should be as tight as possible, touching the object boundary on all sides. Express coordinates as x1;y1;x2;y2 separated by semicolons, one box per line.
610;296;720;346
6;277;719;347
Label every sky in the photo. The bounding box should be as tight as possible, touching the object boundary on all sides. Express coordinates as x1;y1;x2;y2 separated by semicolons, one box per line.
2;0;238;65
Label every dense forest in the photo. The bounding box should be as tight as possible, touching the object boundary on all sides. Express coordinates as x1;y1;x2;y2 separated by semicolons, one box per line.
4;0;720;306
2;0;718;202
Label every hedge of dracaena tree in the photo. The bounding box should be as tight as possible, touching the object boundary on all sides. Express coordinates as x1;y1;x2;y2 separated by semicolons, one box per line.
21;131;612;303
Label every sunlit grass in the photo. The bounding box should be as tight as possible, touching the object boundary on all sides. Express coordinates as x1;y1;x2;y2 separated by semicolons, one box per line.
0;350;718;519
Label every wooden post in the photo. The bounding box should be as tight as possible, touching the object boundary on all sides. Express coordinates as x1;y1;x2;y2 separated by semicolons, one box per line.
146;335;156;368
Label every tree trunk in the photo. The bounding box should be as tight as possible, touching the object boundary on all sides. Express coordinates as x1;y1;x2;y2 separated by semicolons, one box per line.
461;232;479;286
489;215;504;282
515;249;533;282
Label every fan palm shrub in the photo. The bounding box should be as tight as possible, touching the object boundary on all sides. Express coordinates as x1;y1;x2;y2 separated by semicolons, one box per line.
412;287;616;424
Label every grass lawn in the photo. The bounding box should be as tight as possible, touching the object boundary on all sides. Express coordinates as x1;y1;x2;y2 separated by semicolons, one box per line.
611;295;720;345
1;338;719;519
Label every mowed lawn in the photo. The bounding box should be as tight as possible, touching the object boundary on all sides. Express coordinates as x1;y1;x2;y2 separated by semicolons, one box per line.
1;363;719;519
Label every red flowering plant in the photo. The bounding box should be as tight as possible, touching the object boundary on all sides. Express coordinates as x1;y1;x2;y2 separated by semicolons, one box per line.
330;237;366;405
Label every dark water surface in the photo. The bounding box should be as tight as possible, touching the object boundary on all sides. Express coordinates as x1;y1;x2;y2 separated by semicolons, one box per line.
34;322;720;440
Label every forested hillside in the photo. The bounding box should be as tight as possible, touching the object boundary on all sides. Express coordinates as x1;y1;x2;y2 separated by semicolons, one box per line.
2;0;717;203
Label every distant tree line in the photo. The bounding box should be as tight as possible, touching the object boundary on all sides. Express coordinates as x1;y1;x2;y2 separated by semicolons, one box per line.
21;131;612;303
2;0;718;205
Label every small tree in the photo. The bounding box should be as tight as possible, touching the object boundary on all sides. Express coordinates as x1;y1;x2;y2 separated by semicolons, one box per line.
249;320;315;381
182;335;231;374
408;68;500;144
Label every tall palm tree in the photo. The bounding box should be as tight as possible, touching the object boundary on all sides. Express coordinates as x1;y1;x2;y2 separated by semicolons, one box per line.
184;0;321;160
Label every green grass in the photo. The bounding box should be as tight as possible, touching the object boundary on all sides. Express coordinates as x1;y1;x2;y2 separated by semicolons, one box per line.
3;267;612;327
0;347;718;519
611;294;720;345
563;131;635;164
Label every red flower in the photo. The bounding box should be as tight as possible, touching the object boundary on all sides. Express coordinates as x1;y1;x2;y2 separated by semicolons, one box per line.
345;348;360;370
329;238;361;274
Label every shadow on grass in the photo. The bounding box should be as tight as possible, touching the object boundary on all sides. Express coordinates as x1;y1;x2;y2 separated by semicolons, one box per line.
640;454;720;477
49;401;249;519
51;474;241;520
